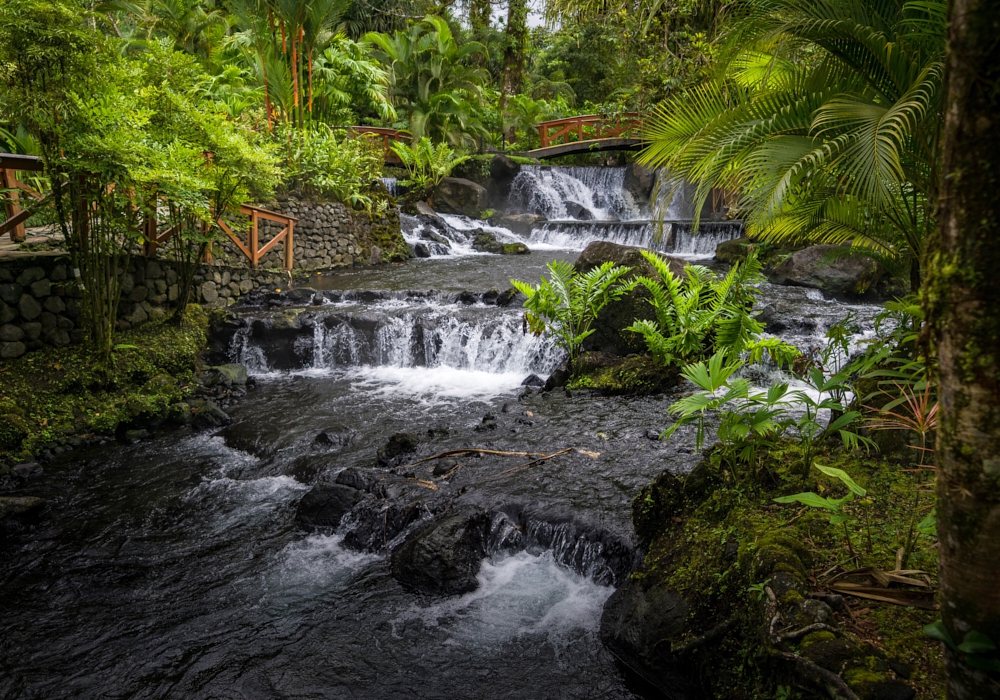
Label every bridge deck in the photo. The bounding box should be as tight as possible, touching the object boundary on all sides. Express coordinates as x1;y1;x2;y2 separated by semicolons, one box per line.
522;137;645;160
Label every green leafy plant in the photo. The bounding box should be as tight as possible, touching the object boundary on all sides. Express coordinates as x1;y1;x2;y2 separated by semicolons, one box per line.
925;622;1000;672
625;249;799;368
793;366;875;478
281;125;383;208
774;464;869;555
511;260;633;372
662;352;797;481
391;136;470;196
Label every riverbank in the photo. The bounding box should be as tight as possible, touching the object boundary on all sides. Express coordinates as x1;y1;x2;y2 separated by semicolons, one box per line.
608;443;942;699
0;306;212;466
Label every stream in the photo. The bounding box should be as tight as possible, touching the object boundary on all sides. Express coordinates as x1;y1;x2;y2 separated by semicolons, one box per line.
0;166;884;699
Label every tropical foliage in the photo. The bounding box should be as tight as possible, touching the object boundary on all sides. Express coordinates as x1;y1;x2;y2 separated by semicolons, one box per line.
625;249;799;368
511;261;633;371
390;137;469;194
364;16;489;146
640;0;946;289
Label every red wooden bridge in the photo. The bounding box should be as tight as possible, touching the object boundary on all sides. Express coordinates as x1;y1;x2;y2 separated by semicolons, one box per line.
527;113;644;159
347;126;409;164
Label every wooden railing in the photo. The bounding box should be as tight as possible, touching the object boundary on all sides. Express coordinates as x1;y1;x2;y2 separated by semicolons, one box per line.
1;153;46;242
213;205;298;270
347;126;410;164
536;113;642;148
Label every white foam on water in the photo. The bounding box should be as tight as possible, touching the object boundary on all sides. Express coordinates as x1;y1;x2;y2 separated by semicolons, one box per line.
346;365;530;403
393;550;613;652
261;533;381;605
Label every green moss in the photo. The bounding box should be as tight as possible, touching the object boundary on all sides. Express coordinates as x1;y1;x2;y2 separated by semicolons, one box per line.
0;306;209;460
630;440;944;698
567;354;680;395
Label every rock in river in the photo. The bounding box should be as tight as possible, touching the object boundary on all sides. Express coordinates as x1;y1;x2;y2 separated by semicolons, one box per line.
390;507;491;595
295;483;365;531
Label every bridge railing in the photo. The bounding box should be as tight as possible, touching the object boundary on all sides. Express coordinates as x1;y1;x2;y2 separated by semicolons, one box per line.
347;126;410;164
536;113;642;148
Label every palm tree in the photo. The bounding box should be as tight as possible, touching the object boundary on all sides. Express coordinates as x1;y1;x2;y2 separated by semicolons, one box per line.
147;0;230;59
639;0;945;290
364;16;489;145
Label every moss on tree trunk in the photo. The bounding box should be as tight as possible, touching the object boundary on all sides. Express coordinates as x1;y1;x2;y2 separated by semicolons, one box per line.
925;0;1000;695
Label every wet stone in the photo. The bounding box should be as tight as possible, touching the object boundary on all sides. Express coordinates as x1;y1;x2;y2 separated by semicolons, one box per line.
18;294;42;320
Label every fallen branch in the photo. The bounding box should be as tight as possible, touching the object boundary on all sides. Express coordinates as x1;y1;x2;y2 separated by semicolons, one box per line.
473;448;576;484
773;623;844;644
396;448;550;471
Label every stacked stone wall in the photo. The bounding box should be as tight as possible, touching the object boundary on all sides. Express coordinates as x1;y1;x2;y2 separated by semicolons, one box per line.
210;197;406;271
0;256;283;361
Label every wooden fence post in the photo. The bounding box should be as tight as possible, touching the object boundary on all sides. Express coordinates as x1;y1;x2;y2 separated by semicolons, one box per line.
1;168;27;243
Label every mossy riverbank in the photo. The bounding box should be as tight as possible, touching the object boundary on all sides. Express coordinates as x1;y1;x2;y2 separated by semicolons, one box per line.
0;306;212;464
613;442;943;699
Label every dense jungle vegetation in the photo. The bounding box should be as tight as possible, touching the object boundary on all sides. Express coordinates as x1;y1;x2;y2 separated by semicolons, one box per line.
2;0;999;697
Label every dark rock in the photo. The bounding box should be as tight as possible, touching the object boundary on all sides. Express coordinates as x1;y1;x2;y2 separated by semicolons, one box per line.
683;459;720;503
433;177;489;218
574;241;687;356
11;462;42;480
564;201;594;220
888;659;912;680
123;429;151;444
489;154;520;185
342;500;427;552
852;680;915;700
390;507;490;595
335;468;377;492
623;162;656;203
544;361;571;391
0;324;24;342
18;294;42;321
294;483;364;531
469;230;529;255
419;228;449;244
201;364;248;388
768;245;885;297
167;403;191;425
632;469;684;548
432;458;458;477
413;242;431;258
0;341;25;359
521;373;544;387
490;212;545;235
0;495;45;520
715;236;753;264
313;429;354;448
600;578;695;696
191;401;231;429
377;432;420;468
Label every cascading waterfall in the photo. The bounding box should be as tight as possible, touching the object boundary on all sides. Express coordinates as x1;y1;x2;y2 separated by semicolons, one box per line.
230;306;561;378
530;220;743;256
507;166;644;221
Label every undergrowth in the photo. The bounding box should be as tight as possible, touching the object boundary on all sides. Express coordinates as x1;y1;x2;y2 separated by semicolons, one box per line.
0;306;209;461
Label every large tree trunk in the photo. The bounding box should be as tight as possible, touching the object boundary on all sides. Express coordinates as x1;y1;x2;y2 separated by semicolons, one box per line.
500;0;527;142
926;0;1000;697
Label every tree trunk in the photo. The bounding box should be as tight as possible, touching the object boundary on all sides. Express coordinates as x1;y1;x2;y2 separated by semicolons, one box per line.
500;0;527;141
925;0;1000;697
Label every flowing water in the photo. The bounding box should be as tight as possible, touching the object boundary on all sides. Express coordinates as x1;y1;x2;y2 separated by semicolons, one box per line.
1;166;883;699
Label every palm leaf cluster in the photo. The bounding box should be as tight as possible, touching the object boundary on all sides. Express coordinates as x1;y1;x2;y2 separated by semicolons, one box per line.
640;0;945;289
364;16;489;146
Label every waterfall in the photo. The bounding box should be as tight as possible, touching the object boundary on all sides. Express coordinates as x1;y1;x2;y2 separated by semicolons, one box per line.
379;177;399;197
507;166;645;221
530;220;743;257
229;306;561;377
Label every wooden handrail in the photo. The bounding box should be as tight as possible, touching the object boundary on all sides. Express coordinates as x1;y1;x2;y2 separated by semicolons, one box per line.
536;113;642;149
347;127;410;164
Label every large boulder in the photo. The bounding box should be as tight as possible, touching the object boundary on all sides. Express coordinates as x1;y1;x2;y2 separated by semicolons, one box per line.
623;162;657;204
376;432;420;468
390;507;490;595
600;579;696;698
768;245;884;297
490;212;546;235
433;177;489;218
573;241;686;356
294;483;365;531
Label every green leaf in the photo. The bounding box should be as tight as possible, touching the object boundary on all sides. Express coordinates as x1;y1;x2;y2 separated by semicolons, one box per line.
924;620;957;650
816;464;867;497
773;492;837;511
958;631;998;655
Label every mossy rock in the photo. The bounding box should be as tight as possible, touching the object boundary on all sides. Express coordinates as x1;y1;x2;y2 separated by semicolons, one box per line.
568;353;680;395
0;413;29;451
632;469;684;549
740;531;812;581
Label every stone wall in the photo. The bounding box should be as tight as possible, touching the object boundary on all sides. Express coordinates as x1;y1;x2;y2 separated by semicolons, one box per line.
210;197;409;271
0;255;283;361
